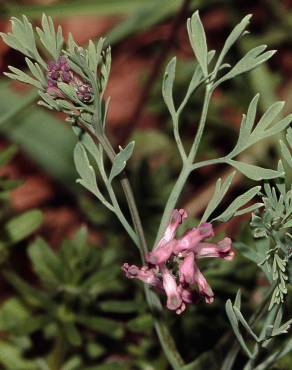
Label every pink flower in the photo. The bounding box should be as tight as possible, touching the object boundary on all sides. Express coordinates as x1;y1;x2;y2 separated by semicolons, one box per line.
122;209;235;314
160;264;182;312
146;239;176;265
193;261;214;304
179;252;195;284
195;237;235;260
173;223;214;255
122;263;162;289
147;209;187;265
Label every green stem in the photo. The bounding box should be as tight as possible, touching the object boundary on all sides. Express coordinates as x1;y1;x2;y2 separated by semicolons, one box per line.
77;82;213;370
76;120;184;368
100;132;185;369
96;148;139;245
188;85;213;162
145;287;185;370
173;114;187;163
106;182;139;246
100;134;148;259
155;165;190;244
76;121;147;258
191;156;226;171
155;84;213;244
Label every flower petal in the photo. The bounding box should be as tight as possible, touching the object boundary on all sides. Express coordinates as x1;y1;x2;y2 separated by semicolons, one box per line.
173;223;214;254
122;263;162;288
196;237;235;260
179;252;195;284
160;264;182;311
156;208;187;246
147;239;176;265
193;261;214;304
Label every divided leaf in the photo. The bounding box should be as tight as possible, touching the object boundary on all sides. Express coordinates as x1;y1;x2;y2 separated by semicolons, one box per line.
109;142;135;182
215;45;276;87
177;62;206;114
74;142;104;201
100;47;112;97
227;159;284;181
200;172;235;223
25;58;47;88
214;14;252;74
0;16;44;67
233;306;259;342
213;186;261;222
38;91;60;111
187;11;208;77
36;14;64;60
87;38;104;79
227;95;291;158
4;66;42;89
225;300;252;358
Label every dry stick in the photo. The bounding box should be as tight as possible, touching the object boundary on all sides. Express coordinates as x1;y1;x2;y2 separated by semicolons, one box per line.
120;0;191;143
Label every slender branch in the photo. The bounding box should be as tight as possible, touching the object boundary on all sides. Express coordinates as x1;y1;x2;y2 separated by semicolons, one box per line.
155;165;190;244
75;120;147;259
96;149;139;245
173;114;188;163
106;184;139;246
145;287;185;370
155;84;213;244
101;134;148;257
188;84;213;162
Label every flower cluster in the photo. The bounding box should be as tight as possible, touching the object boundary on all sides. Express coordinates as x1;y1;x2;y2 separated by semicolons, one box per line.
47;56;92;102
123;209;235;314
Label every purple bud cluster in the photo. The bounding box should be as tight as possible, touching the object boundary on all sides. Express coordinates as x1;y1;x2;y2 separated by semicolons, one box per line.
47;56;73;88
75;81;92;102
47;56;92;103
